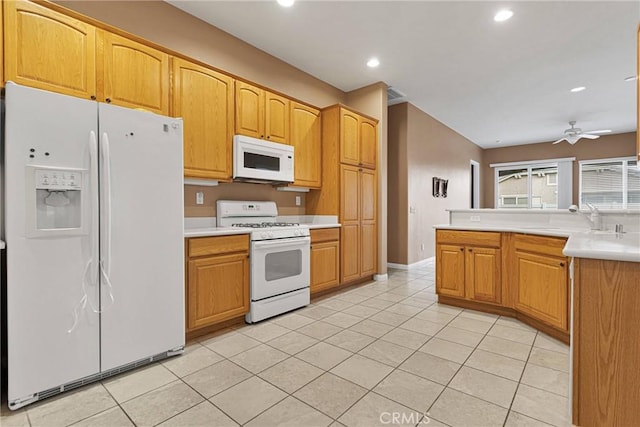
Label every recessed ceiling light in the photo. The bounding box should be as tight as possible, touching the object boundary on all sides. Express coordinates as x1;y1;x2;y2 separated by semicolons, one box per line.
277;0;294;7
494;9;513;22
624;75;638;82
570;86;586;93
367;58;380;68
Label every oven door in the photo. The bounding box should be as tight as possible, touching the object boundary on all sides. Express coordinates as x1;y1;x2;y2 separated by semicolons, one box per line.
251;236;310;301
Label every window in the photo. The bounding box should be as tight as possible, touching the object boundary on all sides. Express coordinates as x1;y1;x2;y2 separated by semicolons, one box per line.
580;157;640;209
492;158;574;209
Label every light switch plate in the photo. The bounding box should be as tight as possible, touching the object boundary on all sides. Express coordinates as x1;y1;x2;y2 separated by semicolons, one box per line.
196;191;204;205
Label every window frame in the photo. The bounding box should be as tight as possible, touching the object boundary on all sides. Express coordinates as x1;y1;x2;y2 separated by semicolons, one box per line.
493;161;558;209
578;156;637;210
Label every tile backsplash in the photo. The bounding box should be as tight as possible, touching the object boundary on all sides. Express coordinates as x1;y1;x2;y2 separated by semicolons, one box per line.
184;182;306;217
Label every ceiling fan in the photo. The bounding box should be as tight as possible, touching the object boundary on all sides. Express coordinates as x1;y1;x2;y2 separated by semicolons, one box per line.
552;121;600;145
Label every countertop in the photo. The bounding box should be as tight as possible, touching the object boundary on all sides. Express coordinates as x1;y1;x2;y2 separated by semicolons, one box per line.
435;224;640;263
184;223;341;238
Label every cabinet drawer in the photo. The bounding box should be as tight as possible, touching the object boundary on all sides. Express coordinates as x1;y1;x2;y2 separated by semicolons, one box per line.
188;234;249;257
436;230;501;248
514;234;566;258
310;227;340;244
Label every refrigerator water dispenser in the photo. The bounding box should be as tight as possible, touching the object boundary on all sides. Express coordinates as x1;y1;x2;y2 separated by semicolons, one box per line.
26;166;88;237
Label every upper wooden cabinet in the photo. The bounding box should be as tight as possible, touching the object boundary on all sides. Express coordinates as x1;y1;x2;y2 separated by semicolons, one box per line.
99;31;169;114
265;92;289;144
290;102;322;188
4;0;97;99
339;107;377;169
235;81;289;143
235;81;264;138
172;58;234;180
3;1;170;114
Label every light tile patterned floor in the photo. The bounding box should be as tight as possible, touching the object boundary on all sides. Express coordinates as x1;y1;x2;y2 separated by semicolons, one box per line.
1;261;571;426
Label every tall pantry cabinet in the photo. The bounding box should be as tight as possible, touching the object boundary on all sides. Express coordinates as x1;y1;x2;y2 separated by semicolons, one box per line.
307;105;378;284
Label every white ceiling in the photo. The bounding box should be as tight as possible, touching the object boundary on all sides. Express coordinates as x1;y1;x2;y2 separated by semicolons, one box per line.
167;0;639;148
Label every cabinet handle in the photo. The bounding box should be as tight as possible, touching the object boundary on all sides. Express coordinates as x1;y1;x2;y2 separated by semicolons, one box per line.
460;248;464;252
106;98;112;103
90;95;96;100
468;248;473;252
261;134;264;138
560;262;565;267
267;135;271;139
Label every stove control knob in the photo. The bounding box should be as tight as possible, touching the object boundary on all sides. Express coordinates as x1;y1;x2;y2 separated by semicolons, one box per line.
269;232;274;238
261;232;267;239
295;230;301;236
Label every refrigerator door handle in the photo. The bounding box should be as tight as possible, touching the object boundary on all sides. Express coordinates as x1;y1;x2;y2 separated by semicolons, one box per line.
89;131;99;282
100;132;113;277
99;131;115;311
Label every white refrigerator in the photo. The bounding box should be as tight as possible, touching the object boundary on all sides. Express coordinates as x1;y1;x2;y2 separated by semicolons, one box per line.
4;83;185;409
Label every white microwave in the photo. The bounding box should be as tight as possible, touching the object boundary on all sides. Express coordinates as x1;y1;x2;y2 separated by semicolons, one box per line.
233;135;294;183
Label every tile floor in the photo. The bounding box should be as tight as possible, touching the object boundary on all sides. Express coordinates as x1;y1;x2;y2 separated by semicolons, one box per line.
1;260;571;426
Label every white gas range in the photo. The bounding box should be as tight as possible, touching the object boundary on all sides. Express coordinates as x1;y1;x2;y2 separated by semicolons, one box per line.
217;200;310;323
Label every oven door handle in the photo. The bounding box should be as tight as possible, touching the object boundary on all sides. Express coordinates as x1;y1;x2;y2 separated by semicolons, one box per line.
253;236;310;249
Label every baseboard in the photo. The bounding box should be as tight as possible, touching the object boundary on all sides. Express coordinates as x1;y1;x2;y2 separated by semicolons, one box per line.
388;257;435;271
374;274;388;281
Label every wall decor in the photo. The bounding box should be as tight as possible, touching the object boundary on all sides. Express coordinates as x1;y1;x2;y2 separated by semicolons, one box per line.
432;177;449;198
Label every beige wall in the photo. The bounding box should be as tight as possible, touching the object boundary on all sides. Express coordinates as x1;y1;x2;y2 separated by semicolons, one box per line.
184;183;305;218
483;132;637;207
387;103;483;264
387;104;408;264
345;82;389;275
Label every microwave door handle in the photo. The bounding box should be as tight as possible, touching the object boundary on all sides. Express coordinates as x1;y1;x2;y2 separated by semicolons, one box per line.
253;237;310;249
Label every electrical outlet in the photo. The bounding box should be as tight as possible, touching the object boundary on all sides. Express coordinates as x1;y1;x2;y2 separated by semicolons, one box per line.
421;243;425;251
470;215;481;222
410;206;416;214
196;191;204;205
295;196;301;206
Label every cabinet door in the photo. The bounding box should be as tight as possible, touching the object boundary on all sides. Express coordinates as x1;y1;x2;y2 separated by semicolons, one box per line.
4;0;97;99
341;165;360;222
341;164;360;282
187;253;249;330
436;244;465;298
173;58;234;180
514;251;568;330
360;168;377;277
100;31;169;114
235;81;264;138
360;118;377;169
341;224;360;283
290;102;321;188
310;240;340;293
340;110;360;166
465;247;501;304
265;92;289;144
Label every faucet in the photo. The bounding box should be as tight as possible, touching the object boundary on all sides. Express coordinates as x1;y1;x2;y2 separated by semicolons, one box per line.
569;203;601;230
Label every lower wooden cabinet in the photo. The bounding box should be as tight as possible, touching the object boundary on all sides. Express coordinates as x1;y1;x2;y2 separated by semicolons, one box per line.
513;234;569;331
185;235;249;332
436;230;501;304
310;228;340;294
436;229;570;340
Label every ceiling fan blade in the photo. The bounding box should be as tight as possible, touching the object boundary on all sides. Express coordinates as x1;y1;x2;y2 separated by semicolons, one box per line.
552;138;566;144
580;133;600;140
